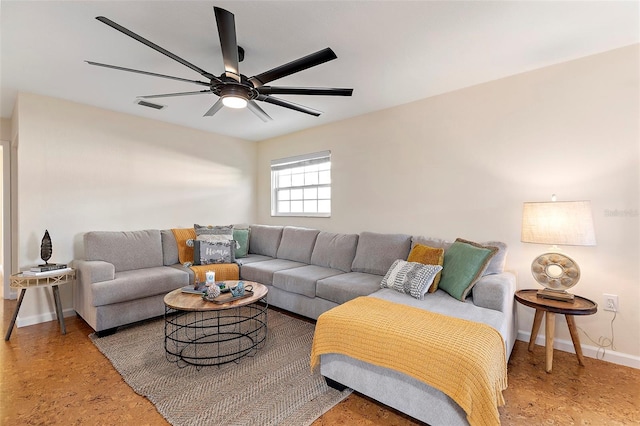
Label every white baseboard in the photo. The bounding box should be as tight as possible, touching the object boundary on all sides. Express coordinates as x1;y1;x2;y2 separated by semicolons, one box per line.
16;308;76;328
517;330;640;370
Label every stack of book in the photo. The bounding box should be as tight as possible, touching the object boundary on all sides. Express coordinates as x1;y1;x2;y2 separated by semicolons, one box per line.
22;263;71;276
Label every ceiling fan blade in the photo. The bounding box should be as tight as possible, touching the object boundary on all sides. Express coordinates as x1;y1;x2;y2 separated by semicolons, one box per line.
257;95;321;117
95;16;219;82
257;86;353;96
139;90;211;99
86;61;211;87
203;98;224;117
214;7;240;82
247;101;273;122
249;47;337;88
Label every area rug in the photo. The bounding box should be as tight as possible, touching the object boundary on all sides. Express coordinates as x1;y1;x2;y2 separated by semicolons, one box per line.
90;309;351;426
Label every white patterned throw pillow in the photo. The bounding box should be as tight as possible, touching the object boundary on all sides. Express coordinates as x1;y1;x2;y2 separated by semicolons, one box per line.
380;259;443;300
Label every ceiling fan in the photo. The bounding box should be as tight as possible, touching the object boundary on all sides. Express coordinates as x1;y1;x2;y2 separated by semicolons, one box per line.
86;6;353;121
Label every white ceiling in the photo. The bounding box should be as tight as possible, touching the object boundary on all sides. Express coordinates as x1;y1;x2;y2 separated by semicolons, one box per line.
2;1;638;141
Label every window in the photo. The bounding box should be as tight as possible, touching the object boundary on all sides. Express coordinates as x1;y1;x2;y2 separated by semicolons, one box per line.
271;151;331;217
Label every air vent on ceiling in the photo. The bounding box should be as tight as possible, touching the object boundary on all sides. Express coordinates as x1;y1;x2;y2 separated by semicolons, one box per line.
134;99;166;110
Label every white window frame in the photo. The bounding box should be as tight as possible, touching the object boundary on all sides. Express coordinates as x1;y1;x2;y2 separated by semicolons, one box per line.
271;150;331;217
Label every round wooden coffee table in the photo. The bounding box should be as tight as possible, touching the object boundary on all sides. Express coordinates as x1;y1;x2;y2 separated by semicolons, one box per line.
515;289;597;373
164;280;268;367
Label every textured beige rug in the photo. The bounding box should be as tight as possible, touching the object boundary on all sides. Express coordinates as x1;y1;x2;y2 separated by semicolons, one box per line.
90;308;351;426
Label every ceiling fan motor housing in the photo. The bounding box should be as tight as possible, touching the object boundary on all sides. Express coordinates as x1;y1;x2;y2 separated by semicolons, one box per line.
215;82;256;101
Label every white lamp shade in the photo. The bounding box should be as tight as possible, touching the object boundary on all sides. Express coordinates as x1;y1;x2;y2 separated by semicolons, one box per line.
521;201;596;246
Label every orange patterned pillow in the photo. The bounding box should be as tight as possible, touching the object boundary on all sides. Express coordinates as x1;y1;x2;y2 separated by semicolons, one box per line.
171;228;196;264
407;244;445;292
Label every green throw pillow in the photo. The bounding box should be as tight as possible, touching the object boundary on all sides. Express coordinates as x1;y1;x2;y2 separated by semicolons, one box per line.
438;238;498;301
233;228;250;258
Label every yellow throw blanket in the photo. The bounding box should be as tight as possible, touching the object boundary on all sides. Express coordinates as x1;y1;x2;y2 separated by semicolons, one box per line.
310;297;507;426
171;228;239;282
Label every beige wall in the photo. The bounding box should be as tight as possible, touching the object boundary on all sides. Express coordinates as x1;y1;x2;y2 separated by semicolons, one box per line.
0;118;12;299
13;93;257;325
0;118;11;141
257;45;640;364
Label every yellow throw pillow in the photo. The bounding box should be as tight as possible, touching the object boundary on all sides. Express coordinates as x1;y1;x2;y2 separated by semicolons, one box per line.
407;244;445;292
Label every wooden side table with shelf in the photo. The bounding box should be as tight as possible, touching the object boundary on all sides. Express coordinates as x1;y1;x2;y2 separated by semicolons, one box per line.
515;289;597;373
5;269;76;341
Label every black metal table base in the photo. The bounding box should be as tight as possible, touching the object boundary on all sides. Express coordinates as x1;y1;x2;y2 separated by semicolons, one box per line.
164;301;268;368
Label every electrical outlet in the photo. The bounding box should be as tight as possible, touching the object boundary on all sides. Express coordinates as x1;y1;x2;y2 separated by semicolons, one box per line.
603;294;619;312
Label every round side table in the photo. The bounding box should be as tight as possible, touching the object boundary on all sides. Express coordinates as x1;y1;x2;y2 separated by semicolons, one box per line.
5;269;76;340
515;289;597;373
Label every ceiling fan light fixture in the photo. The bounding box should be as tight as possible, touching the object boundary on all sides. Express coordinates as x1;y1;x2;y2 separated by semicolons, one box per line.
222;95;248;109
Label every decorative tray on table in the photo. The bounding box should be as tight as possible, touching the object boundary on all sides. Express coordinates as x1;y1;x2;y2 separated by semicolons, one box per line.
207;290;254;304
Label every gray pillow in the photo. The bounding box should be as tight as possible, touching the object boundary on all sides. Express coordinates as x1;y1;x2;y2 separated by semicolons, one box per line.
381;259;443;300
276;226;320;263
351;232;412;276
193;240;236;265
194;224;234;243
248;225;284;257
310;232;359;273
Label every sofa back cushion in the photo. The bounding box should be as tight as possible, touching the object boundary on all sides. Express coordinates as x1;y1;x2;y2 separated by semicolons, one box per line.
310;232;359;273
161;229;179;266
351;232;412;276
277;226;320;263
249;225;284;258
482;241;508;275
84;229;163;272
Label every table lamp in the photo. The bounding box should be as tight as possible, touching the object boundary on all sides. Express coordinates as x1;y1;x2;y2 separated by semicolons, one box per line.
521;197;596;302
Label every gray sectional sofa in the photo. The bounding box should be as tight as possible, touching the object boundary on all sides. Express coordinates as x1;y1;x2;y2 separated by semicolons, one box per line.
73;224;516;425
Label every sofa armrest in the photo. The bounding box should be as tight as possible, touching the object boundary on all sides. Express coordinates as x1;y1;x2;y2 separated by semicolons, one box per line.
75;259;115;284
73;259;116;324
472;272;516;313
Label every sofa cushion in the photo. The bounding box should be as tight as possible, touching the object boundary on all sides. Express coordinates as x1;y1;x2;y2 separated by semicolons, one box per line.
351;232;412;276
277;226;320;263
482;241;508;275
84;230;164;273
380;259;443;300
240;258;306;285
235;254;273;266
310;232;359;273
411;236;452;251
370;288;506;337
91;266;188;306
438;239;498;301
273;265;344;298
249;225;284;258
316;272;383;305
161;230;180;266
407;244;445;292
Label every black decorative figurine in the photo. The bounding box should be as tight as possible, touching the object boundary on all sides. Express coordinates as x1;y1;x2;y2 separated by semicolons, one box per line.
40;230;52;265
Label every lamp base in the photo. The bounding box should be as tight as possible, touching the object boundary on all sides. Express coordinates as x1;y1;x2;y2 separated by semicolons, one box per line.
536;288;575;302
